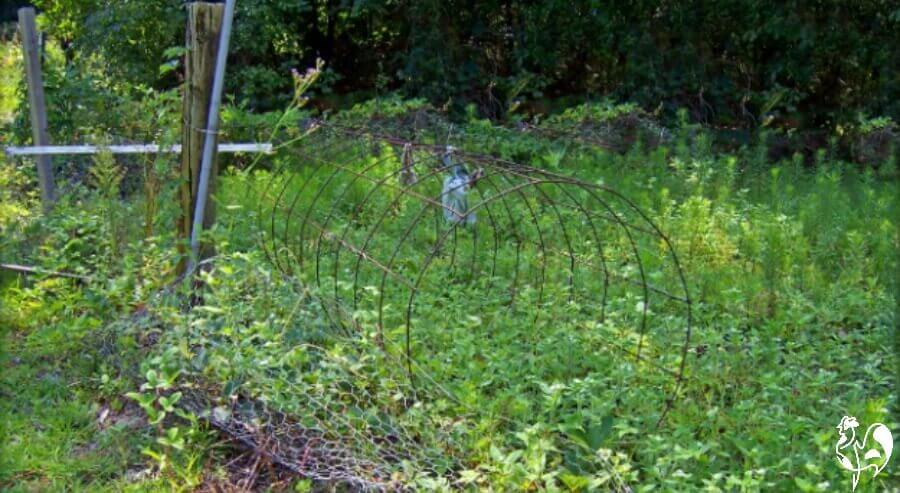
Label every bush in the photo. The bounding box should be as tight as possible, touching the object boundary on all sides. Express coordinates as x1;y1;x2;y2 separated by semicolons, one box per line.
28;1;900;130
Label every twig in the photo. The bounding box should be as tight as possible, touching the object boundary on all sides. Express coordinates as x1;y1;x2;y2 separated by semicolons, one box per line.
0;263;93;282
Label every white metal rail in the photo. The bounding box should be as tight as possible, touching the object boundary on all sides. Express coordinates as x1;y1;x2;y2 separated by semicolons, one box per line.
5;143;272;156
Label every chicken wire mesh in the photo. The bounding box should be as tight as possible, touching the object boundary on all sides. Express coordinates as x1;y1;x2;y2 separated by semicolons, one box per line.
10;110;693;489
203;119;696;489
177;344;465;491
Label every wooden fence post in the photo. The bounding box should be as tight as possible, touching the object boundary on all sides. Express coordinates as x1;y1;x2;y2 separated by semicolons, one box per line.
18;7;56;210
178;2;224;275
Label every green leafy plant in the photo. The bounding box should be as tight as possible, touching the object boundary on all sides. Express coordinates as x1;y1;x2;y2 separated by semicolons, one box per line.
89;147;125;261
2;93;896;490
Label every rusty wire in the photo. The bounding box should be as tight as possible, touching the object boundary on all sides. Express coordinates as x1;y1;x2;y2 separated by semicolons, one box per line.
49;113;694;490
188;118;695;489
15;103;695;489
178;342;463;492
259;122;691;370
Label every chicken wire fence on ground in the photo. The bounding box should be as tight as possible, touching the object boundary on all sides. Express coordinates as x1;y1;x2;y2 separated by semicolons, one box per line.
206;118;695;489
12;112;693;490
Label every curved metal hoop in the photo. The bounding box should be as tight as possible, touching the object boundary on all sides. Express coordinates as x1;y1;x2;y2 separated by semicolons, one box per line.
257;122;693;425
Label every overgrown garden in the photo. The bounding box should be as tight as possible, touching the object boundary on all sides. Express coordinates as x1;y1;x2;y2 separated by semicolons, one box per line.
1;3;897;491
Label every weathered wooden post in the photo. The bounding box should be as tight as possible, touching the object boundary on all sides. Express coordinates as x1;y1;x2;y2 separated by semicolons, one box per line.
178;2;224;275
18;7;56;210
188;0;236;276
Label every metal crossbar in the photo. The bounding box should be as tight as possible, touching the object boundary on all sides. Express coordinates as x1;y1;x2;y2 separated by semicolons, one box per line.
4;143;273;156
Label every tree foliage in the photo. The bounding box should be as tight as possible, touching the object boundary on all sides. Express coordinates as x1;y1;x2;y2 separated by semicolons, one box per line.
31;0;900;128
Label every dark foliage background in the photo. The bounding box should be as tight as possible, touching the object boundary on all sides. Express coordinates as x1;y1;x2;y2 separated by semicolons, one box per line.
26;0;900;128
